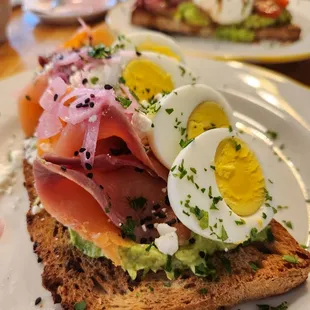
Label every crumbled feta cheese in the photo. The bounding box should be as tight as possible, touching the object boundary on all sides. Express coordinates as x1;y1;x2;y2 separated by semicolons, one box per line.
154;223;178;256
88;115;97;123
24;137;37;165
161;187;167;193
142;224;147;232
131;112;152;140
31;203;44;215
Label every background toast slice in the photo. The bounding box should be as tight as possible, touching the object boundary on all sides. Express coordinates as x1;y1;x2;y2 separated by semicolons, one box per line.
131;8;301;42
24;160;310;310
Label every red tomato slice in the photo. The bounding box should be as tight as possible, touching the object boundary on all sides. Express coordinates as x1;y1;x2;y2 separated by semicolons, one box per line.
254;0;283;18
275;0;289;8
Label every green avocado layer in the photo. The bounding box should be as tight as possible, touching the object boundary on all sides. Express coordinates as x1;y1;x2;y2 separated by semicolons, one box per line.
174;2;292;42
69;226;272;279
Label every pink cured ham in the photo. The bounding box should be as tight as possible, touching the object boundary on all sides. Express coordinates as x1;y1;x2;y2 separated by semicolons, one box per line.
33;157;189;244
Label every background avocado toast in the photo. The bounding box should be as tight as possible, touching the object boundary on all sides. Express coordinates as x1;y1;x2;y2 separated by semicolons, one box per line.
24;160;310;309
131;0;301;42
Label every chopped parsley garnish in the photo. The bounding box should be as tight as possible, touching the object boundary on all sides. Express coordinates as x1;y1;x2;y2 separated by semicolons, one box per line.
179;65;186;76
119;76;126;84
180;127;186;136
127;196;147;210
170;165;176;172
277;205;288;210
268;179;273;184
228;125;233;132
116;96;132;108
90;76;99;84
130;89;139;101
183;210;190;216
266;130;278;140
165;108;174;115
204;168;207;172
235;219;246;225
266;227;275;242
198;288;208;295
210;165;216;171
25;95;31;101
283;255;298;264
220;225;228;241
173;159;187;179
190;167;197;174
88;44;112;59
210;196;223;210
104;207;110;214
300;244;308;249
201;188;206;193
179;138;194;149
250;227;258;239
282;220;293;229
74;301;87;310
145;242;154;252
231;139;241;151
249;261;260;272
264;188;273;201
165;255;172;272
208;186;212;199
121;217;136;241
262;212;267;219
220;256;232;273
279;144;285;150
257;301;288;310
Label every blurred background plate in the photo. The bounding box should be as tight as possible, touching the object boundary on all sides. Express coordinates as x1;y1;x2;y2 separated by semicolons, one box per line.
24;0;117;25
106;0;310;63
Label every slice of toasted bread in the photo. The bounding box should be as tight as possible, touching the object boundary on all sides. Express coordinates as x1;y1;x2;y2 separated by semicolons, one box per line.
131;8;301;42
23;160;310;310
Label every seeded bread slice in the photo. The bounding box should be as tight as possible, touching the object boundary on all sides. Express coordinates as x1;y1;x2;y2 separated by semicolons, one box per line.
131;8;301;42
24;160;310;310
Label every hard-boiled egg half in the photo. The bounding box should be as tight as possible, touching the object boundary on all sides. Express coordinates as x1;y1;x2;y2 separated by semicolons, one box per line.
168;128;278;244
148;84;235;169
193;0;254;25
71;52;196;101
112;31;184;62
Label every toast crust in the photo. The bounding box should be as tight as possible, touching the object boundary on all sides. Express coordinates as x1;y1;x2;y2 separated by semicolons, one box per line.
131;8;301;42
24;160;310;310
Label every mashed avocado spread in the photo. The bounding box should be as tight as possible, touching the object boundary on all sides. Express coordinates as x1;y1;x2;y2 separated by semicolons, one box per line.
174;2;292;42
69;227;271;279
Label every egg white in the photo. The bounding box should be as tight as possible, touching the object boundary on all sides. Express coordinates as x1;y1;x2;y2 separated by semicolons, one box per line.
148;84;235;169
168;128;277;244
193;0;254;25
112;31;185;62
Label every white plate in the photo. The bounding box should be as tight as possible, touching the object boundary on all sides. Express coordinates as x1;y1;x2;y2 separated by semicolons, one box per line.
106;0;310;63
0;58;309;309
24;0;117;25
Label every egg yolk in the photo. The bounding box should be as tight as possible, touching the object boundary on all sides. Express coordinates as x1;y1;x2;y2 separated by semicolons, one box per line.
214;137;265;217
187;101;230;140
122;59;174;101
136;40;181;61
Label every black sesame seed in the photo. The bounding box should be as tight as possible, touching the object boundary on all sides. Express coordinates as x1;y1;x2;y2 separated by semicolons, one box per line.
85;98;90;104
177;218;181;223
89;102;95;108
99;185;104;190
76;103;83;108
37;257;42;263
79;148;86;153
155;211;167;219
136;50;142;57
82;103;89;108
82;78;88;85
104;84;113;90
90;94;95;98
86;151;91;159
35;297;42;306
140;238;147;244
134;167;144;173
33;241;38;251
87;173;93;179
189;238;196;244
60;166;67;172
165;195;170;206
59;55;64;60
146;223;154;229
85;163;92;170
53;94;58;101
199;251;205;258
153;204;161;210
74;151;79;156
166;219;177;226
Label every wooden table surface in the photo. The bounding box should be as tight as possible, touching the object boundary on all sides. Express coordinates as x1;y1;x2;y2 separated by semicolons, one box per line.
1;8;310;87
